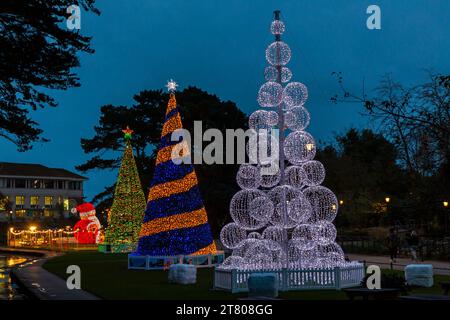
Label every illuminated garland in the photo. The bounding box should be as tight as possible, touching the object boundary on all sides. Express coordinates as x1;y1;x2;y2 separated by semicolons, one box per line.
104;127;147;246
134;87;217;257
9;228;78;236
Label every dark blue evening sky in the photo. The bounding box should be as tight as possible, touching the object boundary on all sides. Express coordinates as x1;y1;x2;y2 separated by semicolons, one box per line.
2;0;449;199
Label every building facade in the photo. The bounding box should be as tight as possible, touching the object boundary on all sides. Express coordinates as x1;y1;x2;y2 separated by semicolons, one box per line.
0;162;87;221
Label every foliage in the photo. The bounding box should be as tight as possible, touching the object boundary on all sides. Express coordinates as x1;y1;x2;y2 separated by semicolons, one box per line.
317;128;407;228
331;72;450;233
0;0;99;151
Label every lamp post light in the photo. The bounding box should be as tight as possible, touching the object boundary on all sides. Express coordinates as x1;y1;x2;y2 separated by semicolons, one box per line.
444;201;449;235
385;197;391;203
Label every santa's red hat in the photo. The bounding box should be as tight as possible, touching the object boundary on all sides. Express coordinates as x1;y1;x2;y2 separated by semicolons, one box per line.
71;202;96;217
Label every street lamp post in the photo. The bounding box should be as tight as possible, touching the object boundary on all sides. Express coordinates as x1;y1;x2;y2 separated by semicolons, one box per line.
444;201;449;235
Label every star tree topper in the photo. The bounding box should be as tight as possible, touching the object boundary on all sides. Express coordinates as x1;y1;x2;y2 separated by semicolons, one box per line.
166;79;178;92
122;126;134;140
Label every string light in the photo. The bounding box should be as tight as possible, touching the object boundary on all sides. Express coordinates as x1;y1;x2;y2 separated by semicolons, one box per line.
134;88;217;257
218;14;350;272
9;228;79;236
270;20;285;35
284;106;310;131
103;127;147;250
257;82;283;108
265;41;291;66
284;131;317;164
282;82;308;109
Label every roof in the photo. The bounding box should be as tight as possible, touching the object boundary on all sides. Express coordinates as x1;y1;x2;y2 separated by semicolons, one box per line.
0;162;87;180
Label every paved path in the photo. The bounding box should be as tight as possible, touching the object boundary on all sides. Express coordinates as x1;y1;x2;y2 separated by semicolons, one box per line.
348;253;450;276
1;247;99;300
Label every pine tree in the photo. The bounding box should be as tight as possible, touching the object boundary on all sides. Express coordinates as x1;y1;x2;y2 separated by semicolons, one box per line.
104;127;146;250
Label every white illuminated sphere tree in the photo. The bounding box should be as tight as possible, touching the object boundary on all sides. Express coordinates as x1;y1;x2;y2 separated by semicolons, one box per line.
219;13;354;271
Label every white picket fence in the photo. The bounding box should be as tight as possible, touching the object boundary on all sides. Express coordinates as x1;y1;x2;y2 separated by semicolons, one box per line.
214;264;365;293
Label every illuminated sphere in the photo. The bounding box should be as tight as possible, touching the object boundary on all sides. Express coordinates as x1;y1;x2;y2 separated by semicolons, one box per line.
264;66;278;82
230;189;268;230
257;81;283;107
220;222;247;249
259;163;281;188
284;106;310;131
220;256;245;269
263;66;292;83
248;231;262;240
285;165;307;188
316;242;345;267
287;241;302;265
282;82;308;109
236;164;261;189
249;196;274;222
232;238;259;257
287;192;312;223
298;249;318;268
268;185;300;229
291;224;318;250
316;220;337;245
266;111;279;125
270;20;285;35
302;160;326;186
266;41;291;66
269;249;287;267
303;186;338;222
284;131;316;164
249;110;278;130
244;240;272;267
262;226;286;250
281;67;293;83
247;132;279;165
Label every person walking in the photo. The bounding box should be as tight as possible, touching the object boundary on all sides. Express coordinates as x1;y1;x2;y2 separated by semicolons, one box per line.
407;230;419;262
387;228;399;263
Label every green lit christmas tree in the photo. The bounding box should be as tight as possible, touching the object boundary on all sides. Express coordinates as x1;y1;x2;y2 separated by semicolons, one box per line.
104;126;147;252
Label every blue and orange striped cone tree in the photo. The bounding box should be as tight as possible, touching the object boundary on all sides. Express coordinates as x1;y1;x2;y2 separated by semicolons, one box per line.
135;92;217;256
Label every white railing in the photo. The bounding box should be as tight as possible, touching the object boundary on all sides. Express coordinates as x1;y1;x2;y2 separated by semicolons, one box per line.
214;264;365;293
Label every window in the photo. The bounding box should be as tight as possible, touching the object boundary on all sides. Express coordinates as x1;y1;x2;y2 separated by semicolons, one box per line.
68;181;82;190
43;209;53;218
15;179;26;188
15;195;25;208
0;196;7;210
43;180;54;189
44;196;53;208
30;196;39;208
57;181;65;189
6;179;13;188
15;209;26;218
0;178;6;188
63;199;69;211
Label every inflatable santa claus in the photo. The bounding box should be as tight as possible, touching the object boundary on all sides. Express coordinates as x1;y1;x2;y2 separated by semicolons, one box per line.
72;202;102;244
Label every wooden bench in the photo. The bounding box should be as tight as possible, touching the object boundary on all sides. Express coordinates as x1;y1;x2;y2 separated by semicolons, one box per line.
343;288;401;300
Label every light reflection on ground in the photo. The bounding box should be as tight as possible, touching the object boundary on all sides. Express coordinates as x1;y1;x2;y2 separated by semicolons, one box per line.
0;255;29;300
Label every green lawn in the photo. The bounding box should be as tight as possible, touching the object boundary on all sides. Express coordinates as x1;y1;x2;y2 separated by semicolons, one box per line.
42;251;449;300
